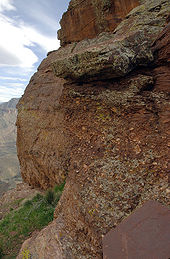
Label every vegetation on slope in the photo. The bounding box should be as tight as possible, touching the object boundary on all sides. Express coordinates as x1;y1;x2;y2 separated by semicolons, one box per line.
0;182;65;259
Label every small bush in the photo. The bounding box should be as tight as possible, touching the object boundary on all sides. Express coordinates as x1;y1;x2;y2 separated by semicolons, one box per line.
23;200;33;207
54;192;62;205
0;181;65;258
54;181;65;193
32;193;43;202
0;247;3;258
45;189;55;205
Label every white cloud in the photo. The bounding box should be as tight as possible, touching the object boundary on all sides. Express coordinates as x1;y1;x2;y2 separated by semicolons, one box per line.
0;14;38;68
5;82;25;87
0;76;27;81
0;2;59;69
19;25;59;53
0;0;16;12
0;85;24;102
0;0;60;102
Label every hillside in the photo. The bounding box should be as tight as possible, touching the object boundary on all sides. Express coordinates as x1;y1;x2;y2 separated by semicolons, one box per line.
0;98;21;197
16;0;169;258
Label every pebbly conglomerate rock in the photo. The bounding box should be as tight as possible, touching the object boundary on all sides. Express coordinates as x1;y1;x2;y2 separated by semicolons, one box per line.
17;0;170;258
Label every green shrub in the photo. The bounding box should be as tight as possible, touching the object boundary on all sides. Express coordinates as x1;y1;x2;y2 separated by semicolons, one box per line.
53;192;62;205
0;247;3;258
32;193;43;202
23;200;33;207
45;189;55;205
54;181;65;193
0;181;65;258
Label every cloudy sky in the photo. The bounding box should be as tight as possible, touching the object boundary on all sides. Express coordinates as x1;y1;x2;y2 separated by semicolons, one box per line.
0;0;70;103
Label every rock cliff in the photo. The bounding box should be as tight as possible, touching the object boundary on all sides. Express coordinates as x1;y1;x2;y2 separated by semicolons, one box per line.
16;0;170;258
58;0;140;46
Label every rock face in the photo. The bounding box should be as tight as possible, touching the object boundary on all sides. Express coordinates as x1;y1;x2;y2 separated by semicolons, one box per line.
58;0;140;46
16;73;66;189
55;0;169;81
103;201;170;258
17;0;170;258
152;20;170;92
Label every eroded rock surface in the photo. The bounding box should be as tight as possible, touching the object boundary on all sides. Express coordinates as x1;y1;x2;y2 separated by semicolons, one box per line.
16;71;67;189
17;0;170;258
58;0;140;46
54;0;169;81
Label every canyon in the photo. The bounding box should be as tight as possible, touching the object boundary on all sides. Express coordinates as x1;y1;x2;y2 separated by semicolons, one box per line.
16;0;169;258
0;98;21;197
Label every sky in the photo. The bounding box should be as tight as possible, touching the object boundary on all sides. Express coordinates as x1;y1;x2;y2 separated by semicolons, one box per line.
0;0;70;103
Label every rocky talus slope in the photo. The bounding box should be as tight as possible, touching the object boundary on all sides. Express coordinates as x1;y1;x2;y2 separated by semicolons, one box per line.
17;0;170;258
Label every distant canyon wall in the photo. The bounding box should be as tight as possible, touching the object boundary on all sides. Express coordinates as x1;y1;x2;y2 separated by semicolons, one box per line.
0;98;21;196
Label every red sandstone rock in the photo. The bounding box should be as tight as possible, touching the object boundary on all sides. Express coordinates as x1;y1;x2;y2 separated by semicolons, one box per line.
54;0;169;82
16;68;67;189
152;22;170;92
102;200;170;259
16;1;170;258
58;0;140;46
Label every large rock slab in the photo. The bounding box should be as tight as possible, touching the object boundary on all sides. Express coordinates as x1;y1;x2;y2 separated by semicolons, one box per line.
53;0;169;82
58;0;140;46
102;200;170;259
16;68;67;189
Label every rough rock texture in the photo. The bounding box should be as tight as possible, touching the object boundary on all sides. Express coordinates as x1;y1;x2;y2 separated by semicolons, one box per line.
55;0;169;81
103;200;170;258
17;1;170;258
58;0;140;46
152;20;170;92
16;73;67;189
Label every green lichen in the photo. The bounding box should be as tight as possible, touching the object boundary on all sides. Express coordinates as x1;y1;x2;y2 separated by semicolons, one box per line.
92;0;112;31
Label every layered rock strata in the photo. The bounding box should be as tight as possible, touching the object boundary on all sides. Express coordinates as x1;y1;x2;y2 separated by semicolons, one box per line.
17;0;170;258
58;0;140;46
55;0;169;81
